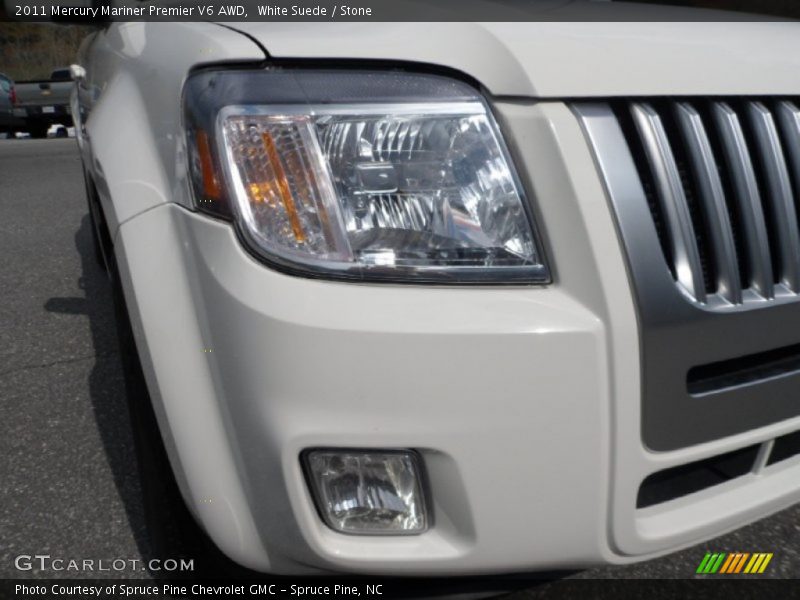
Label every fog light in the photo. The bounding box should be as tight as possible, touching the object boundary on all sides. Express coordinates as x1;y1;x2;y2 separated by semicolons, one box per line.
304;449;428;535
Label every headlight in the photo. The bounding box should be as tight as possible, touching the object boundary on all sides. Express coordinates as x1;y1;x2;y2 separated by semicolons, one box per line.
184;69;548;284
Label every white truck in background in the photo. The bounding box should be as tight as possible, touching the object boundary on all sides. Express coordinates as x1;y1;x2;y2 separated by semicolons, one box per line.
0;72;23;136
14;67;74;137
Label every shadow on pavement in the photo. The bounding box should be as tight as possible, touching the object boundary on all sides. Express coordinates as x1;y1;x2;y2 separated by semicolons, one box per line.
43;214;160;575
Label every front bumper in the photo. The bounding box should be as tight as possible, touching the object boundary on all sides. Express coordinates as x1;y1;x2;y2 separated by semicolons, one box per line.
113;101;800;574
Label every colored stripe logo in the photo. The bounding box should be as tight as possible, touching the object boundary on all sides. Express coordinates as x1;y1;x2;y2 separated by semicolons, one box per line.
696;552;773;574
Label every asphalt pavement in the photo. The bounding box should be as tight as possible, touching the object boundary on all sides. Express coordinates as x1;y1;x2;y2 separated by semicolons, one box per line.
0;139;151;579
0;139;798;593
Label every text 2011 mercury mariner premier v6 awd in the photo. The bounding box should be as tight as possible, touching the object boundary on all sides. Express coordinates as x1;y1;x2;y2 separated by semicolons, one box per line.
70;10;800;575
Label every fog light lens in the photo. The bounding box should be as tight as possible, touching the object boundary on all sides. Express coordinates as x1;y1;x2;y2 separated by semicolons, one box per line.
304;450;428;535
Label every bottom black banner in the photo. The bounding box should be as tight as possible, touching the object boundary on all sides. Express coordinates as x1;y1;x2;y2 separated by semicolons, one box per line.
2;578;800;600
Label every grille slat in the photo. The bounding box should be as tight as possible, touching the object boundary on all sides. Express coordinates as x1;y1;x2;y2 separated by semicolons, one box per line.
607;97;800;310
745;102;800;292
631;102;707;302
675;102;742;304
575;101;800;449
776;101;800;215
711;102;775;301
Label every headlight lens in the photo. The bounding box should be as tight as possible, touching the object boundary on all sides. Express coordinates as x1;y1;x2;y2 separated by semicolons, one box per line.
184;69;548;283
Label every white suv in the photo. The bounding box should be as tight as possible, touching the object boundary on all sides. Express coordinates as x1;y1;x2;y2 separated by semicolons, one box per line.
73;14;800;575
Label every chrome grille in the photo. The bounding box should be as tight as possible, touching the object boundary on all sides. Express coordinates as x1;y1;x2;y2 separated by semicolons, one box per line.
575;101;800;450
617;99;800;309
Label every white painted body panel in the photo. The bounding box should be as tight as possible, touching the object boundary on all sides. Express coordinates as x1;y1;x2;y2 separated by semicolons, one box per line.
74;22;264;234
228;21;800;97
77;17;800;574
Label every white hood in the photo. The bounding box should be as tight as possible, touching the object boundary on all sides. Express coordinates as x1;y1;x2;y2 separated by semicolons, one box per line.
224;16;800;98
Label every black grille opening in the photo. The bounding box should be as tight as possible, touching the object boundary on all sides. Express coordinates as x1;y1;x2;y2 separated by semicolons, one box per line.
688;342;800;396
637;445;760;509
614;99;729;296
659;99;718;294
696;100;752;291
613;102;676;280
735;98;784;285
771;98;800;246
767;429;800;466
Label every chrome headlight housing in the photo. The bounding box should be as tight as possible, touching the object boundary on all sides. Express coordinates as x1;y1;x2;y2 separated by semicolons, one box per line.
184;68;548;284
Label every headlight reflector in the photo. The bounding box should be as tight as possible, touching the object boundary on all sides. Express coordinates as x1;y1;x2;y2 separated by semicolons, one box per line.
185;70;548;283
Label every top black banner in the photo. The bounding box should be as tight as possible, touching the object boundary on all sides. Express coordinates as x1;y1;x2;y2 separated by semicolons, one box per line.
2;0;798;23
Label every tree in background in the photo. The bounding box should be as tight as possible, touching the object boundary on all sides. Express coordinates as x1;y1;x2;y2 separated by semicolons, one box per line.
0;24;91;81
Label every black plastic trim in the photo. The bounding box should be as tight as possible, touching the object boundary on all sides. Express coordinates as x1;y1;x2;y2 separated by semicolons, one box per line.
637;445;759;508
